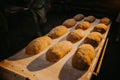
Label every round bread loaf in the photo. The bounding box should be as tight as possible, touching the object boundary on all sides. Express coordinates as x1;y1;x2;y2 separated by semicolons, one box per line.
66;29;85;43
73;14;84;21
84;16;96;23
72;44;95;70
62;19;76;28
75;21;90;30
84;32;103;47
46;41;73;62
100;17;110;25
25;36;52;55
93;23;108;34
48;25;68;39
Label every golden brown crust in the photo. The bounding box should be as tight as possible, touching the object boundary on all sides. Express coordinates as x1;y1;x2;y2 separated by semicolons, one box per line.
75;21;90;30
48;25;68;39
66;29;85;43
62;19;76;28
25;36;52;55
46;41;73;62
100;17;110;25
93;23;108;34
73;14;84;21
84;32;103;47
84;16;96;23
72;44;95;70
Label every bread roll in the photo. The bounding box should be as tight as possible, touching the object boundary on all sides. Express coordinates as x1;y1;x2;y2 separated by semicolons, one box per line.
62;19;76;28
84;16;96;23
100;17;110;25
84;32;103;47
75;21;90;30
46;41;73;62
73;14;84;21
72;44;95;70
25;36;52;55
66;29;85;43
48;25;68;39
93;23;108;34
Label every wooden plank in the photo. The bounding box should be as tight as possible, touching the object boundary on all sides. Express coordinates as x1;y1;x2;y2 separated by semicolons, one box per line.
0;18;111;80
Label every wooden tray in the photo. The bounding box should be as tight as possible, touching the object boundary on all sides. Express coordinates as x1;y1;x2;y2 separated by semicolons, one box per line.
0;17;111;80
